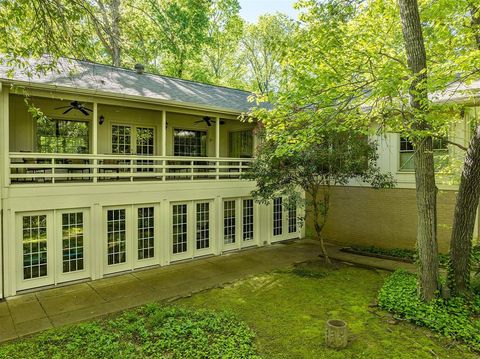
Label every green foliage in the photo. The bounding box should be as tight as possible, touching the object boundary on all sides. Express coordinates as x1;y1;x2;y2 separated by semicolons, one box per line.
0;305;258;359
378;270;480;351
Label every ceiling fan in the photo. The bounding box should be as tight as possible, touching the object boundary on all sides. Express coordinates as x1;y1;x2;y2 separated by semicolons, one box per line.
55;101;92;116
194;116;225;127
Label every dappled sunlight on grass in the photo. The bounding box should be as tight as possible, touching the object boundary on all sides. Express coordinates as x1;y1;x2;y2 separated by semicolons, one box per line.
179;261;477;359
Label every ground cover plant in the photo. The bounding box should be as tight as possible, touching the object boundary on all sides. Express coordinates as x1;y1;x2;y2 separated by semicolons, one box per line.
0;305;258;359
348;245;480;270
0;261;477;359
378;270;480;351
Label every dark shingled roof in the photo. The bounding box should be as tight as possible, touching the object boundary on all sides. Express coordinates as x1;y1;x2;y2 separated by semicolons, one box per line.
0;58;258;113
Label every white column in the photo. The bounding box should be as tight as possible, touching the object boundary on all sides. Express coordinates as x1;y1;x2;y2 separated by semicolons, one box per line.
92;102;98;183
215;116;220;158
161;110;167;181
215;116;220;180
162;110;167;156
1;88;10;188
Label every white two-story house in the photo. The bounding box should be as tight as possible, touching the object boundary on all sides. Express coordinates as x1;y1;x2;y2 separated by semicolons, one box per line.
0;59;302;298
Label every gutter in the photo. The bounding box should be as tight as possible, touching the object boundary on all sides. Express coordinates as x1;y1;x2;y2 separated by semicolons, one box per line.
0;79;249;117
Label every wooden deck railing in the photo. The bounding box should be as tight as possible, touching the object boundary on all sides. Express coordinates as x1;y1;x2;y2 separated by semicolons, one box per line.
9;153;253;184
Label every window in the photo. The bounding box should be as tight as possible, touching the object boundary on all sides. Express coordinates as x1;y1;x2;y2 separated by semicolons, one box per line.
112;125;132;154
137;207;154;260
107;209;127;265
196;202;210;250
242;199;254;241
224;200;236;244
229;130;253;158
399;136;448;172
22;215;48;279
37;118;89;153
62;212;84;273
273;197;283;236
172;204;188;254
174;129;207;156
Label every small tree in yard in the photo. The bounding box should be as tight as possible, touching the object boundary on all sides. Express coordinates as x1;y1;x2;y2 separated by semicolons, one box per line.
246;128;394;263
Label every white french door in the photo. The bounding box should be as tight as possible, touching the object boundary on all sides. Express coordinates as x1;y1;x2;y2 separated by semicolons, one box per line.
16;209;90;291
104;205;159;274
170;201;214;262
271;197;300;242
56;210;90;283
222;198;257;252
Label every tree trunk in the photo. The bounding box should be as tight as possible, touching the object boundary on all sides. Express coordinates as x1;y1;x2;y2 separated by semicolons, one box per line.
447;4;480;298
311;187;331;264
110;0;121;67
398;0;440;301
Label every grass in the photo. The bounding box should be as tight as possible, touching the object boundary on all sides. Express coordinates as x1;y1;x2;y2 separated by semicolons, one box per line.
179;262;477;359
0;261;477;358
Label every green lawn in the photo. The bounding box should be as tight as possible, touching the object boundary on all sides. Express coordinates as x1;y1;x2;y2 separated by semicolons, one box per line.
0;261;477;358
179;262;477;359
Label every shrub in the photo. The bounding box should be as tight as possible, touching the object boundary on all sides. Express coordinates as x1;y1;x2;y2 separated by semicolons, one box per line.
378;270;480;351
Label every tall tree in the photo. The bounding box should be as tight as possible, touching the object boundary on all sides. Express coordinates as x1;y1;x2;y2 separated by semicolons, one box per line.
200;0;246;87
241;14;295;95
448;2;480;297
145;0;210;79
91;0;123;67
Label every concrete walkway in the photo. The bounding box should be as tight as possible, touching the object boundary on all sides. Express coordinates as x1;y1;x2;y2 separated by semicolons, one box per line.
0;240;415;343
0;239;324;343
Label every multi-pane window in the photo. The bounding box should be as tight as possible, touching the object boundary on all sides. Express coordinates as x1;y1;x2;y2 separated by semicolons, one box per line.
229;130;253;158
112;125;132;154
196;202;210;250
22;215;48;280
288;205;297;234
107;209;127;265
62;212;84;273
174;129;207;156
37;118;89;153
137;207;154;260
399;136;448;172
172;204;188;254
242;199;254;241
273;197;283;236
224;200;236;244
136;128;154;172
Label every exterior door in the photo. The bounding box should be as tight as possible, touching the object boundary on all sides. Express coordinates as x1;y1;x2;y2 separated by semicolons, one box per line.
271;197;300;242
222;199;239;251
241;198;256;247
194;201;213;257
136;127;154;172
56;210;90;283
134;205;158;269
171;203;190;261
16;212;54;291
104;207;132;274
170;201;214;262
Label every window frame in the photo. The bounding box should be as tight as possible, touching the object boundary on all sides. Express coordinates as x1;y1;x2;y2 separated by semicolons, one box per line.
35;117;90;154
398;135;449;173
173;128;208;157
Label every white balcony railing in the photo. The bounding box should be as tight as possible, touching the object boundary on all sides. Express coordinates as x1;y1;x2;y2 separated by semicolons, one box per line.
9;152;253;185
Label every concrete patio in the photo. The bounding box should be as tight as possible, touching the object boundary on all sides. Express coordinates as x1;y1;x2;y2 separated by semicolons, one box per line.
0;239;416;343
0;239;325;343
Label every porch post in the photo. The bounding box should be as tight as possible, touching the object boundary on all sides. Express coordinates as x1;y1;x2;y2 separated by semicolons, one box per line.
92;102;98;183
161;110;167;180
1;87;9;188
215;116;220;180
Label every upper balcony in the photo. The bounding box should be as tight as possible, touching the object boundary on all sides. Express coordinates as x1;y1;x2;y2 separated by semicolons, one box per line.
5;93;256;186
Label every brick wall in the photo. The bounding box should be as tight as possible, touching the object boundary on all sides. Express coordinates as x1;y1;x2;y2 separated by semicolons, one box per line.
305;186;468;253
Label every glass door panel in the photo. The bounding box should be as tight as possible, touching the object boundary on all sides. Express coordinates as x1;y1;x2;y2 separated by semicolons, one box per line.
195;202;212;256
134;206;157;268
172;204;189;260
17;213;54;291
105;208;131;274
57;210;90;283
136;127;154;172
242;199;254;244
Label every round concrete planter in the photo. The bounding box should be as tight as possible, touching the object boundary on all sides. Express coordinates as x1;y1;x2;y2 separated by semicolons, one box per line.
325;319;348;349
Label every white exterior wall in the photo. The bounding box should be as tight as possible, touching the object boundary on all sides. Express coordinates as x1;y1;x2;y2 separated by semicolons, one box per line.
0;88;301;298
